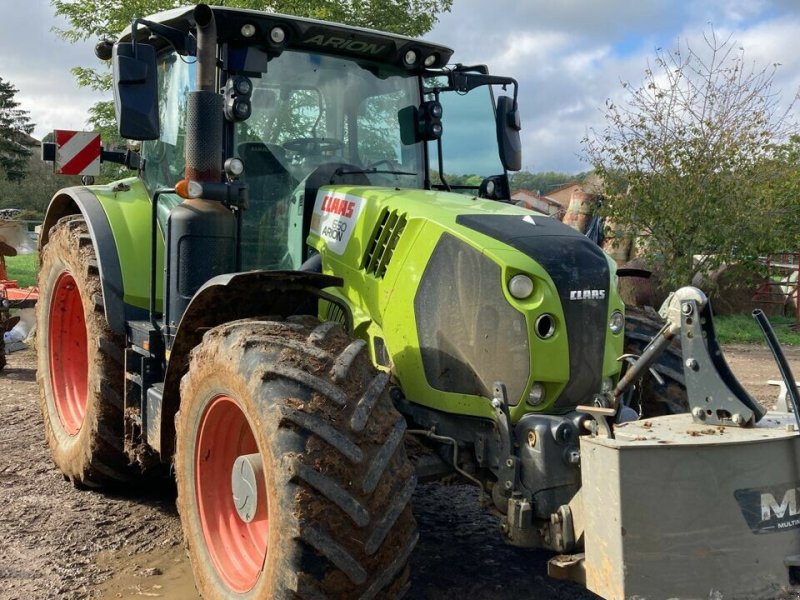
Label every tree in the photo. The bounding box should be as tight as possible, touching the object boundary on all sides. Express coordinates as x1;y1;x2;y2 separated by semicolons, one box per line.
52;0;452;42
583;29;798;289
52;0;452;147
0;151;82;219
510;170;587;194
0;78;35;182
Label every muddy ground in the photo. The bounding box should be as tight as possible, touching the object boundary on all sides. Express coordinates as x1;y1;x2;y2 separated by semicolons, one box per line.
1;344;799;600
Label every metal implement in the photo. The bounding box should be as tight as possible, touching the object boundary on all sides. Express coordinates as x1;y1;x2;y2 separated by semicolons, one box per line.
614;287;765;427
612;287;705;401
679;296;766;426
754;308;800;430
556;413;800;600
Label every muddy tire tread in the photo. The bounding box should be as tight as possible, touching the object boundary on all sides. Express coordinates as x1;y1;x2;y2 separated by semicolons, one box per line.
36;216;131;486
624;305;689;416
177;318;417;599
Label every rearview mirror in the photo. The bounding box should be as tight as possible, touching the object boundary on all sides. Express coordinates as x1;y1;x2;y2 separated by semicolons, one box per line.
112;42;160;140
496;95;521;172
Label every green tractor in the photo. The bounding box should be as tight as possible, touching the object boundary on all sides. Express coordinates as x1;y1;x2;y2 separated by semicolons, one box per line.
37;5;685;598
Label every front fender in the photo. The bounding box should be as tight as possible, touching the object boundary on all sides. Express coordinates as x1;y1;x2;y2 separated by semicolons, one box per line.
158;270;343;459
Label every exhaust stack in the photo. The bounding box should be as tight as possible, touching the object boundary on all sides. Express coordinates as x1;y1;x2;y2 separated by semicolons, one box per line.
185;3;222;182
164;4;235;347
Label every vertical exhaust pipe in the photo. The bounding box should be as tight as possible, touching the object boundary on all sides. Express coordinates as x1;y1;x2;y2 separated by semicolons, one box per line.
185;3;222;182
164;3;235;348
194;3;217;93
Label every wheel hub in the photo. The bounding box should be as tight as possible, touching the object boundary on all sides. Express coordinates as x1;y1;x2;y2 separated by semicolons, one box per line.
232;453;264;523
194;395;268;593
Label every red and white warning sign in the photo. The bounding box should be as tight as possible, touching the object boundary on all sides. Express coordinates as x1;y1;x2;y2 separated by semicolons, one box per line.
54;130;101;176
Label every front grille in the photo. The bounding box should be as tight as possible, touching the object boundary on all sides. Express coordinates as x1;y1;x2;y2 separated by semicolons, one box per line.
363;209;406;278
414;233;530;403
457;214;610;408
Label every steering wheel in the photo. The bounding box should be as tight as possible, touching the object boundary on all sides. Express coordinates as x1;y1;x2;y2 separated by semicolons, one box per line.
282;137;344;156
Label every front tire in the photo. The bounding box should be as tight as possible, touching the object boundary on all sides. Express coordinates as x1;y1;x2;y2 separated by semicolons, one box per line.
35;215;130;486
176;317;417;599
623;306;689;416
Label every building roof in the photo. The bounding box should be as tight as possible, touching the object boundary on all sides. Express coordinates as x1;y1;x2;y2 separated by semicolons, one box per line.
511;189;563;209
545;181;582;196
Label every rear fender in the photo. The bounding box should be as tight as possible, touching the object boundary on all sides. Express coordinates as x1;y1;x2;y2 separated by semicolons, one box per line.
41;179;161;335
158;270;345;459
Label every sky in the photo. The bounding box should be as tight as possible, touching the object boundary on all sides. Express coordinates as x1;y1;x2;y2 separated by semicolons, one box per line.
2;0;800;174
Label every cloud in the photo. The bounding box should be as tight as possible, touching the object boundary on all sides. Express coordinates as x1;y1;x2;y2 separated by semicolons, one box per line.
426;0;800;173
0;0;105;140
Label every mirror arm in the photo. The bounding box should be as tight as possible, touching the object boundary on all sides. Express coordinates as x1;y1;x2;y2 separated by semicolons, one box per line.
430;89;450;192
451;72;518;94
453;63;489;74
131;18;196;56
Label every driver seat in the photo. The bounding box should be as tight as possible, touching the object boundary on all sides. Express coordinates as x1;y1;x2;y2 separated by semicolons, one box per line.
237;142;297;268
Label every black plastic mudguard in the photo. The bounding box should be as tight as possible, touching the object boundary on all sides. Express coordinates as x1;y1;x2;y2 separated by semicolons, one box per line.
157;270;343;458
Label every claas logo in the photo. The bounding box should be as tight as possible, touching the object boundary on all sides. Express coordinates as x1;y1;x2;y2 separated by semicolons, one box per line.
321;195;356;218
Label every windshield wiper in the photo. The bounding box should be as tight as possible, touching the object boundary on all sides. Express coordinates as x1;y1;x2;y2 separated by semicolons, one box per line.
333;167;417;179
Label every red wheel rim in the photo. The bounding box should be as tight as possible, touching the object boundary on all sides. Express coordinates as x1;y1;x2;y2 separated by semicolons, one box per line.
48;272;88;436
195;395;268;593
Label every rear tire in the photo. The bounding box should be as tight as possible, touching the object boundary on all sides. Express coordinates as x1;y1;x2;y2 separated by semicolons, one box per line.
176;316;418;599
623;306;689;416
36;215;131;487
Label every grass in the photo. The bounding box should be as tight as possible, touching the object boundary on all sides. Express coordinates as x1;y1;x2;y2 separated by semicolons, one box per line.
4;251;800;347
3;253;38;288
715;313;800;346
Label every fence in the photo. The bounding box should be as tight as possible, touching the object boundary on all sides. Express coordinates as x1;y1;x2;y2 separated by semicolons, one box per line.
752;253;800;324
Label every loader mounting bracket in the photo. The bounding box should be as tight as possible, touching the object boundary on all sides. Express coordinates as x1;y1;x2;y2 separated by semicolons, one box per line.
680;298;766;427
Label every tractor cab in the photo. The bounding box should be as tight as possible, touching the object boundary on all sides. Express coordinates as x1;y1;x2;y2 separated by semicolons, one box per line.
115;6;521;271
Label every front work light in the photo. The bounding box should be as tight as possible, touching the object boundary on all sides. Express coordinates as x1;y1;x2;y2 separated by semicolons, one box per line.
609;310;624;335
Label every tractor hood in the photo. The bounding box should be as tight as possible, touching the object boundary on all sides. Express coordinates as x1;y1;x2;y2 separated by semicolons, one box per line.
308;185;624;419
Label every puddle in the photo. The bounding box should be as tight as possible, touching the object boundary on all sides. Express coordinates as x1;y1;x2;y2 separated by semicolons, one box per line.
95;543;198;599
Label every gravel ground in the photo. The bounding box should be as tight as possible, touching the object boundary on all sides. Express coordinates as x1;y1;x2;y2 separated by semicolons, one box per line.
1;343;798;599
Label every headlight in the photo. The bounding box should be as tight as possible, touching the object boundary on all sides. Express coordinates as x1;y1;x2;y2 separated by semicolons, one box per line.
270;27;286;44
527;382;546;406
609;310;624;334
508;274;534;299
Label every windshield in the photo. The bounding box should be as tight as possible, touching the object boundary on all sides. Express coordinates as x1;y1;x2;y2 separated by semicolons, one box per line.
234;51;424;269
425;76;506;191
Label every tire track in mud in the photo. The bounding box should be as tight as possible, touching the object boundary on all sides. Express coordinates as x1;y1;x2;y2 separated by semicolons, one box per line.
0;348;182;600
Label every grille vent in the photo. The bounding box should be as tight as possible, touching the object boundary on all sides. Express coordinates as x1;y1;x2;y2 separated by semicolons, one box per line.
363;210;407;278
324;301;347;325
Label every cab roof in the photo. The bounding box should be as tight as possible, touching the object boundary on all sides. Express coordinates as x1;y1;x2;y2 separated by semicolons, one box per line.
120;5;454;71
